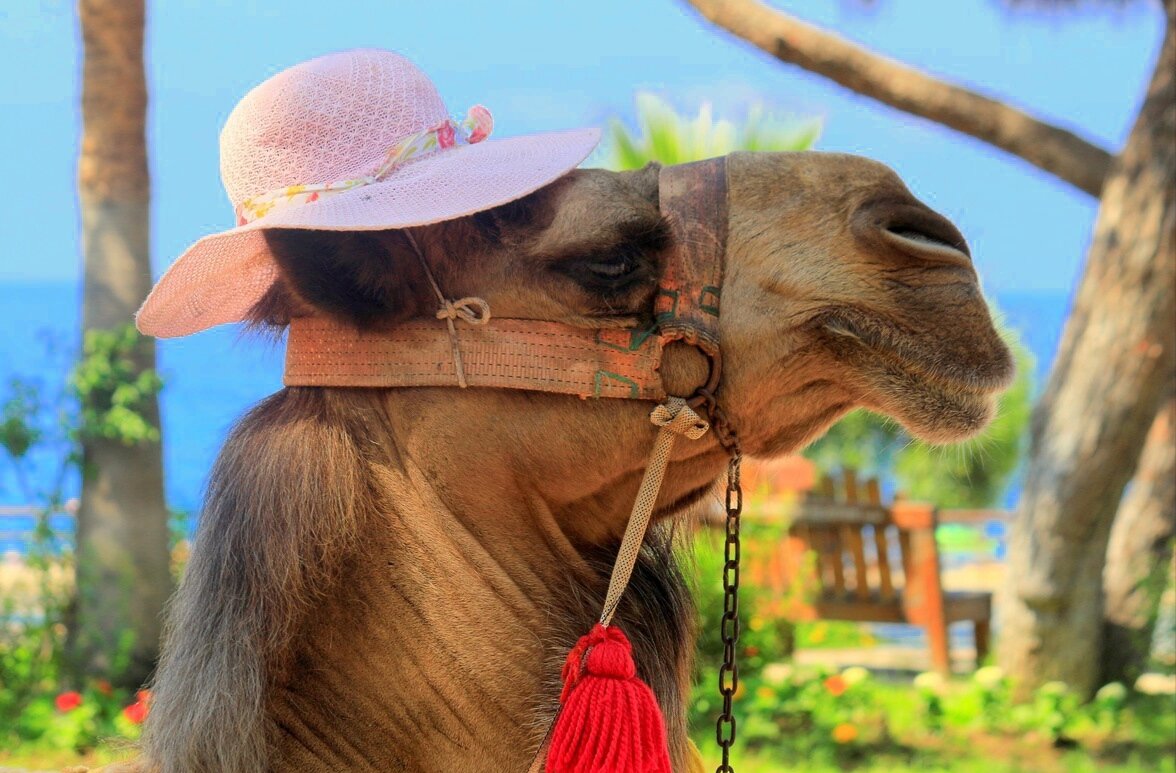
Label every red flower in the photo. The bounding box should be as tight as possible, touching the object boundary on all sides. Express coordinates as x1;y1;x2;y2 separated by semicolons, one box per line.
437;122;457;149
136;689;152;704
123;700;148;725
824;675;848;697
94;679;114;696
55;691;83;712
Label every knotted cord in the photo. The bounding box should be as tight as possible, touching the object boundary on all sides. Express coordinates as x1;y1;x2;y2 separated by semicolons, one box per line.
404;230;491;388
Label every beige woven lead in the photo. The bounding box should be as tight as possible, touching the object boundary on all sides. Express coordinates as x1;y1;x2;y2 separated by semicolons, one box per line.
525;397;710;773
598;397;709;627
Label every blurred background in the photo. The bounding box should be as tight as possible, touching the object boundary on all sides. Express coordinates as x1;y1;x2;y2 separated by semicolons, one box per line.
0;1;1172;771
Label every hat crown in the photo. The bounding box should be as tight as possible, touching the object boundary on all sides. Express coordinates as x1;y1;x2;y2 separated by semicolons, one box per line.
219;49;448;208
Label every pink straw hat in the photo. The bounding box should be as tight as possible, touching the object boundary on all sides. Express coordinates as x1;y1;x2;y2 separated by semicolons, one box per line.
136;49;601;338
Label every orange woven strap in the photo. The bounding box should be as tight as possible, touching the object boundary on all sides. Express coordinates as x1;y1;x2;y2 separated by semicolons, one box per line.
655;157;727;356
284;316;668;400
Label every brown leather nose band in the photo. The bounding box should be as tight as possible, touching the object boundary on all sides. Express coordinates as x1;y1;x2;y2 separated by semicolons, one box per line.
283;157;729;405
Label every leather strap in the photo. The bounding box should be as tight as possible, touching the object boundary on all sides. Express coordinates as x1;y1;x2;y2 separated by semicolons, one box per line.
285;316;667;400
655;157;727;356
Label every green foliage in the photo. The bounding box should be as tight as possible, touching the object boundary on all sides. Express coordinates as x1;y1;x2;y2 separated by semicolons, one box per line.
806;322;1035;508
598;92;820;170
803;409;903;475
0;380;42;460
687;663;1176;771
71;324;162;446
0;680;149;753
0;325;162;751
691;519;795;688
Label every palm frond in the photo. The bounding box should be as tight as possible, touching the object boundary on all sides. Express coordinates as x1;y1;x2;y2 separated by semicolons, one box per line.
598;93;822;171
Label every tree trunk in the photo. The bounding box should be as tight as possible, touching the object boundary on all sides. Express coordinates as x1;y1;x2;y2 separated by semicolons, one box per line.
73;0;170;689
997;9;1176;698
1101;394;1176;686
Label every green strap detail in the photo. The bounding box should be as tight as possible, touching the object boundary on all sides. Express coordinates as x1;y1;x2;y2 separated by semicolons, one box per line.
699;285;721;316
655;288;680;323
595;324;658;353
593;370;641;398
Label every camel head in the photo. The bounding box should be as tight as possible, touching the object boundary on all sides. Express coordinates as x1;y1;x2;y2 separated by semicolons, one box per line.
262;151;1013;459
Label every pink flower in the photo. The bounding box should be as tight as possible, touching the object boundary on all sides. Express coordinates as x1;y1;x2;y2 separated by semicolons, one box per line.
467;105;493;143
437;122;457;149
55;691;83;712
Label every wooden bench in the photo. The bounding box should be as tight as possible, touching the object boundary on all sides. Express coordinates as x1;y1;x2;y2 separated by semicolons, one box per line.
767;471;991;674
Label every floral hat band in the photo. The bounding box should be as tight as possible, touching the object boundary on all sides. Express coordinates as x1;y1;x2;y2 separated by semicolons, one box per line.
234;104;495;225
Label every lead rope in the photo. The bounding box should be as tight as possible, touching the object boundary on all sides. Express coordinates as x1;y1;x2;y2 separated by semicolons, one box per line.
404;230;491;388
598;398;710;626
526;397;709;773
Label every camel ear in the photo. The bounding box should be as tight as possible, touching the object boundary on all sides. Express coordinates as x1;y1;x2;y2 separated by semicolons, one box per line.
262;229;430;329
471;193;541;244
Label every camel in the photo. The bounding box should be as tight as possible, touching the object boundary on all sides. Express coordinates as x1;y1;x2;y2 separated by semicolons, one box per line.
128;151;1012;772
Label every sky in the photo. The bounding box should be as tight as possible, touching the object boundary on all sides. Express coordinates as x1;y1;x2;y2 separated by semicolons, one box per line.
0;0;1164;294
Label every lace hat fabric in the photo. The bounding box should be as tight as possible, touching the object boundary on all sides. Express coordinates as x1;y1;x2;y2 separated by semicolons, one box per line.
136;49;600;338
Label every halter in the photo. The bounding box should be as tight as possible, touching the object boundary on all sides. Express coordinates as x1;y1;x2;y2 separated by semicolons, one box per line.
283;157;743;773
285;158;727;418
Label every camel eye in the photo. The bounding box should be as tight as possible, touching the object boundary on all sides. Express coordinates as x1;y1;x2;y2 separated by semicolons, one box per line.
586;256;637;279
556;246;648;289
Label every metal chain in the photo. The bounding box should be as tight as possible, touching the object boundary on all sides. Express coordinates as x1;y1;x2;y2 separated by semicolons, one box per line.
715;447;743;773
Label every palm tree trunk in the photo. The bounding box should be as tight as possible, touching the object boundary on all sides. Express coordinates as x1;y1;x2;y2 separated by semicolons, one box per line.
73;0;170;689
997;8;1176;698
1101;394;1176;686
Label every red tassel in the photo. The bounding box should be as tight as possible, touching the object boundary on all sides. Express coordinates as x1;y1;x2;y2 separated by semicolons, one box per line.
546;624;672;773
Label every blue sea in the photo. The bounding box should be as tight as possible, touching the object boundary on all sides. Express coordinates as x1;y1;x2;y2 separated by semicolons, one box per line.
0;281;1070;517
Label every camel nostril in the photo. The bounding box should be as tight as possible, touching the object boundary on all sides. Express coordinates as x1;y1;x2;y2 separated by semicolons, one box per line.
882;223;972;267
886;226;959;251
855;199;971;264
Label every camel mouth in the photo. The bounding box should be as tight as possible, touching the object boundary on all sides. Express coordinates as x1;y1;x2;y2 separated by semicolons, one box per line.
821;311;1013;395
819;311;1014;443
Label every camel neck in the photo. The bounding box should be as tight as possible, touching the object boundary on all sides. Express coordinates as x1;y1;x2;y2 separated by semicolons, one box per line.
265;388;715;771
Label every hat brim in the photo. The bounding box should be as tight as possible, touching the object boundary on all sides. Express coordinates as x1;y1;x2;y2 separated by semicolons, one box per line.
136;127;601;338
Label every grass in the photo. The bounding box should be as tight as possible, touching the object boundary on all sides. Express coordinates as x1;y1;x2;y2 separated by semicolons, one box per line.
691;737;1176;773
0;746;134;770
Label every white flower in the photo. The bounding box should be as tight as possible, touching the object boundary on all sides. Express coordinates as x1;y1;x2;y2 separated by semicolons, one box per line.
974;666;1005;690
841;666;871;687
914;671;946;694
762;662;793;687
1037;681;1069;697
1095;682;1127;703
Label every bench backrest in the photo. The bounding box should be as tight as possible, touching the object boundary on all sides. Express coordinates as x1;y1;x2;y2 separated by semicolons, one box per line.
772;470;946;625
